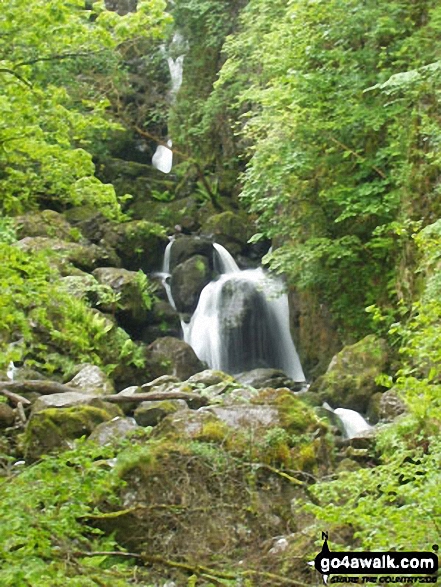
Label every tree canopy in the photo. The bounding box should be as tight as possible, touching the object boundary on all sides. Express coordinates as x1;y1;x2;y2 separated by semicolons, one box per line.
0;0;170;217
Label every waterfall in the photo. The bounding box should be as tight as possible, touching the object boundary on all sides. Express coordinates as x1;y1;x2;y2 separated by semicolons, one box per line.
334;408;372;439
169;242;305;382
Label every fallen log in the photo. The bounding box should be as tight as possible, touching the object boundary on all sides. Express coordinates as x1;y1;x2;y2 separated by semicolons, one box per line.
101;391;208;406
0;380;77;396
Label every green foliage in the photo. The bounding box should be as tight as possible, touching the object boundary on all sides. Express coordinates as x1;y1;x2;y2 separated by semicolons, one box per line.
303;423;440;553
0;0;170;217
208;0;441;336
0;439;145;586
0;243;144;375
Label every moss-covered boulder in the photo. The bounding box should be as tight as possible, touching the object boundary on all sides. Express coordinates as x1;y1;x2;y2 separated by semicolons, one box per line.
24;401;123;461
146;337;205;380
170;254;212;313
310;335;390;411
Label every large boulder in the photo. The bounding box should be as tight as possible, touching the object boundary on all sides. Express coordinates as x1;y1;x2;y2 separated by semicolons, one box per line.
146;337;205;380
309;335;389;411
170;255;212;313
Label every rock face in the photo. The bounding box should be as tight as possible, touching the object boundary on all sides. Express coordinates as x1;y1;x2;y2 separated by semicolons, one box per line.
310;335;389;411
146;337;205;380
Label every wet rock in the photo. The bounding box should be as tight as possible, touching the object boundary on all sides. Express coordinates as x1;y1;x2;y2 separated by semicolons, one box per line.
168;235;213;271
0;403;15;428
170;255;212;313
24;402;123;461
310;335;389;411
146;337;205;380
67;364;115;396
88;416;139;445
134;399;188;427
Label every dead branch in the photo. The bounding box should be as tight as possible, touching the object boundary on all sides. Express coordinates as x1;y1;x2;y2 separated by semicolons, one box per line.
0;387;31;407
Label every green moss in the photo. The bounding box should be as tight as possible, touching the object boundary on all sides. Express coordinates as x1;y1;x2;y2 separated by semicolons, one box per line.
24;403;122;461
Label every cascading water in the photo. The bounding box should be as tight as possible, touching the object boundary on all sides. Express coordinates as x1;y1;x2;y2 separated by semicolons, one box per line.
164;240;305;382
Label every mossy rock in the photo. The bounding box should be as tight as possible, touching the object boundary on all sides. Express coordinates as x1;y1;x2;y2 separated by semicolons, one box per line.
92;267;152;332
101;220;168;273
15;210;79;242
134;399;188;427
170;254;212;313
15;237;119;272
201;210;252;256
24;402;123;461
168;235;213;271
310;335;390;411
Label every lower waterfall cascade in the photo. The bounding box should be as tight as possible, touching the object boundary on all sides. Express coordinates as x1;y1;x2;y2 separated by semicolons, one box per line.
162;240;306;382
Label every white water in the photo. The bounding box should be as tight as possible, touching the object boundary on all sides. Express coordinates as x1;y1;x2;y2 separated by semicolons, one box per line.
334;408;372;439
158;239;176;309
180;244;305;381
152;139;173;174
